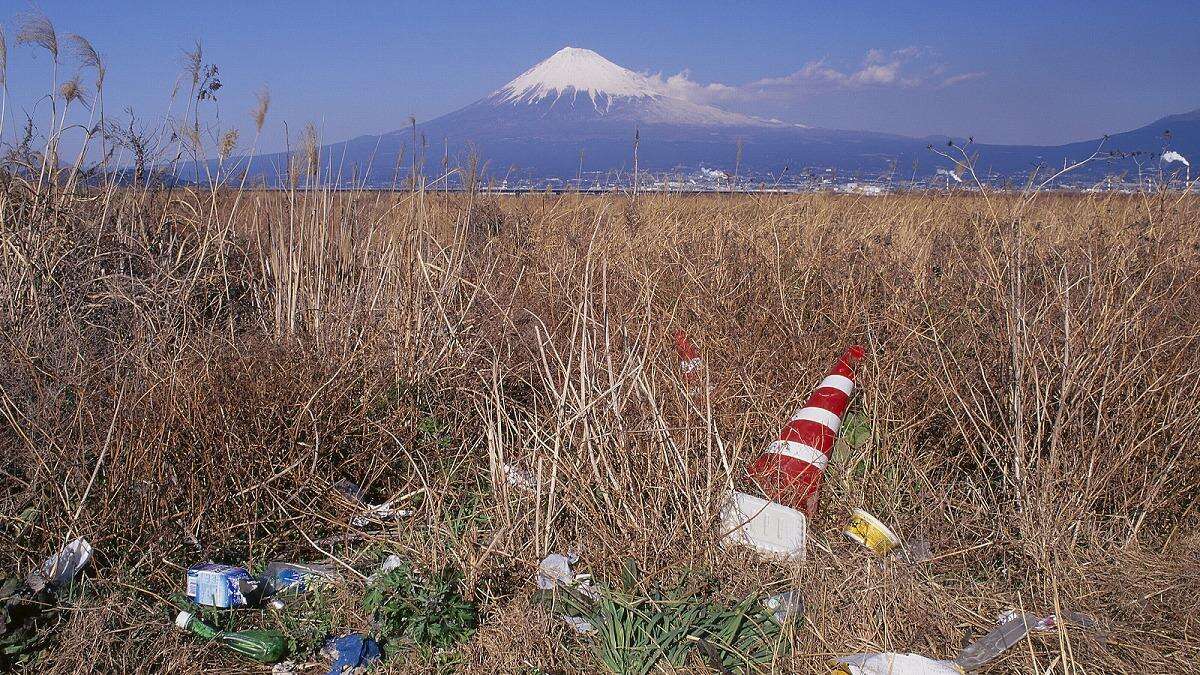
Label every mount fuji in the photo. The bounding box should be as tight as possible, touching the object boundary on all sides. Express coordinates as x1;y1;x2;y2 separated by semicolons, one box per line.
239;47;1199;188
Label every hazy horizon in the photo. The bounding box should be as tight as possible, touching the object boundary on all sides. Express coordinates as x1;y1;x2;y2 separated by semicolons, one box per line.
3;1;1198;159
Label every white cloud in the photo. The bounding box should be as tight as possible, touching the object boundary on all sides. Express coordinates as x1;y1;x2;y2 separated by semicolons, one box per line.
648;48;984;105
938;71;987;88
648;69;740;103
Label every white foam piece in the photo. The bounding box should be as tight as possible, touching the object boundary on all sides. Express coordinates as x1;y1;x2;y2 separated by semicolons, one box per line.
836;653;963;674
720;491;806;560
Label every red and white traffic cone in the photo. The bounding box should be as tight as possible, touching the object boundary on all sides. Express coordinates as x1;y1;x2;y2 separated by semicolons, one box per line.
746;345;866;518
673;330;702;388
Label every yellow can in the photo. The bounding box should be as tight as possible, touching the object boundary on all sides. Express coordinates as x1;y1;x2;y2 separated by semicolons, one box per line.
844;508;901;555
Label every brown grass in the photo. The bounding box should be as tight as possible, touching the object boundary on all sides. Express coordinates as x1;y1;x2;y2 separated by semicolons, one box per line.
2;171;1200;673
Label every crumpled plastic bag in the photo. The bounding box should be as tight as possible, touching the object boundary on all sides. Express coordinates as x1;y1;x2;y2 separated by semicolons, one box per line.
535;554;596;596
26;538;92;592
534;553;597;633
324;633;381;675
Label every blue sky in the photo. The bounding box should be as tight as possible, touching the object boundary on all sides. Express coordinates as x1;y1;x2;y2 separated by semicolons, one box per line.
3;0;1198;155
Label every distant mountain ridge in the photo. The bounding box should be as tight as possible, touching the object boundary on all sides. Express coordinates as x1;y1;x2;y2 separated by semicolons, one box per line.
234;47;1197;187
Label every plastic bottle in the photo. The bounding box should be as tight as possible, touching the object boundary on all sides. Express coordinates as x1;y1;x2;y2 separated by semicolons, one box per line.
174;611;287;663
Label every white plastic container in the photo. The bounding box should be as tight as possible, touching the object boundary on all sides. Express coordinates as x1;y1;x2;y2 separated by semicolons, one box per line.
720;491;807;560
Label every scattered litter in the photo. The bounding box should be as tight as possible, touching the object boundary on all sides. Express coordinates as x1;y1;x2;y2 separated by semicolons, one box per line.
832;608;1098;674
833;652;962;674
953;609;1097;670
334;481;412;527
324;633;381;675
3;540;94;665
996;608;1096;632
272;660;299;675
264;562;340;608
844;509;901;556
265;562;339;595
26;538;92;592
175;610;287;664
350;502;410;527
746;345;865;517
535;553;596;597
954;610;1041;670
534;553;576;590
720;491;807;560
534;553;598;633
501;463;536;491
763;589;804;625
186;563;254;608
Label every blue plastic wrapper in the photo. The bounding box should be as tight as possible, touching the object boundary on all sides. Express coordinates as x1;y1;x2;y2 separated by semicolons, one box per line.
325;633;381;674
265;562;339;596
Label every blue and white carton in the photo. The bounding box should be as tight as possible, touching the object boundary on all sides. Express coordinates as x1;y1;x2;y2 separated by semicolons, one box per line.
186;563;253;608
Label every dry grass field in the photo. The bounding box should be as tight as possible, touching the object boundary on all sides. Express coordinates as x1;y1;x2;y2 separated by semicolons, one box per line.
2;176;1199;673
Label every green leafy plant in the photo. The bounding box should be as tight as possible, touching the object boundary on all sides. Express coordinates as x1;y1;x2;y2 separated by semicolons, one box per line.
276;588;335;657
363;560;477;653
1;578;56;669
841;411;872;449
541;561;789;674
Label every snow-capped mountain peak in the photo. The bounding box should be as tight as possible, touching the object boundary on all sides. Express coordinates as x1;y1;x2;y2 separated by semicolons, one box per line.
493;46;662;108
487;46;777;126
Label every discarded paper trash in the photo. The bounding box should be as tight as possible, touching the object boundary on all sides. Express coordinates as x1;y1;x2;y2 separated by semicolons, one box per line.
186;563;254;608
844;509;900;555
833;652;962;674
535;553;596;597
367;554;404;585
721;491;807;560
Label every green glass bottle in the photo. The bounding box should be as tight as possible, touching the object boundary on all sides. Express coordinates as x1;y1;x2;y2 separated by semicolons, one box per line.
175;611;287;663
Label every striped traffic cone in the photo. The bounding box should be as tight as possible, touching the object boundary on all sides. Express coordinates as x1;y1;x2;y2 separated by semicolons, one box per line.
746;345;865;517
672;330;702;388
